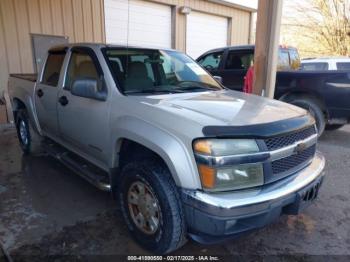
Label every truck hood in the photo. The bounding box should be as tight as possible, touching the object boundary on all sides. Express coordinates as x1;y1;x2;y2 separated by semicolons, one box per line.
130;90;307;127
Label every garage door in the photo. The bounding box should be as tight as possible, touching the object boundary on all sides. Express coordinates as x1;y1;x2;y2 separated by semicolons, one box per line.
186;11;228;59
104;0;172;48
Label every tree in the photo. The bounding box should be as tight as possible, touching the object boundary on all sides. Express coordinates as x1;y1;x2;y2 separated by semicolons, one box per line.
281;0;350;58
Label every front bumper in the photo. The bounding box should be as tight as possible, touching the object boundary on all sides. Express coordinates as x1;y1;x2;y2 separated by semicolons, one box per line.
182;152;325;244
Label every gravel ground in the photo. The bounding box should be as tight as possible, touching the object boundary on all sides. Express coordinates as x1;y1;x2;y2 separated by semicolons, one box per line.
0;126;349;261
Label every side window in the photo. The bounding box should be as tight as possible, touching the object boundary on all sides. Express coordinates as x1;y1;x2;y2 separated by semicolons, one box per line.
278;50;290;71
289;49;301;70
225;51;254;70
198;51;223;70
336;62;350;70
65;52;99;89
41;52;66;86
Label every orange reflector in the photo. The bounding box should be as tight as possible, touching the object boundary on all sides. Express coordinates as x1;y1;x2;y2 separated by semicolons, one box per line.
194;140;212;154
198;165;216;189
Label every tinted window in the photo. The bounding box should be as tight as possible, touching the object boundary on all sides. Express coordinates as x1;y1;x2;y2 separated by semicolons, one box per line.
301;63;329;71
278;50;290;70
41;52;66;86
65;52;99;89
337;62;350;70
197;51;223;70
225;51;254;70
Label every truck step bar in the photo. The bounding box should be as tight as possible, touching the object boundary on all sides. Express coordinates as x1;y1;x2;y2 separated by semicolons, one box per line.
42;140;111;192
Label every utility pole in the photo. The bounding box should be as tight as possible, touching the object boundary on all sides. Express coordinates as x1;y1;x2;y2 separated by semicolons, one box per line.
252;0;283;98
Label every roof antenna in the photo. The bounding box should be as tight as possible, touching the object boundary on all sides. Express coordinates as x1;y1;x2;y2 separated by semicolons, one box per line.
126;0;130;77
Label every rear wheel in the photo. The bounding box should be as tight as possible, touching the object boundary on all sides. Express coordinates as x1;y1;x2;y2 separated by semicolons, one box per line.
291;98;326;136
119;160;187;254
15;109;43;154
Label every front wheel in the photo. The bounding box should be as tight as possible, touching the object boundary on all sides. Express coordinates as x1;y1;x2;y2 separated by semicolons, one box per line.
119;161;187;254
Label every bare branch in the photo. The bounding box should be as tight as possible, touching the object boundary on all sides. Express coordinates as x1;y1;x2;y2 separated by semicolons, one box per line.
281;0;350;57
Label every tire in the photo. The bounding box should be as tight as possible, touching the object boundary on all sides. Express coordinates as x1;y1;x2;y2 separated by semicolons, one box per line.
291;98;326;136
325;124;344;131
119;160;187;254
15;109;43;154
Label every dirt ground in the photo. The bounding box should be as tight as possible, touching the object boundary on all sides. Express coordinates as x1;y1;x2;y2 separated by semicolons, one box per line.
0;126;350;261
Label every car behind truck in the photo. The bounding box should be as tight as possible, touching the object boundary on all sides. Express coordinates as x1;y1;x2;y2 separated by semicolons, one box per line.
8;43;325;254
197;45;350;135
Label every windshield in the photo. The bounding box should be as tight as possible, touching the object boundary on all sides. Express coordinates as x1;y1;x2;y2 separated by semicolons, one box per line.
103;48;222;95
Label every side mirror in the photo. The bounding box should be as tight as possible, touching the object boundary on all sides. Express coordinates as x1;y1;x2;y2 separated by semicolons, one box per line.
71;77;107;101
213;75;223;84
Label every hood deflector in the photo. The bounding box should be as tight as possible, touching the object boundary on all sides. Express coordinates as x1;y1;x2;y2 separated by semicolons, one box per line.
202;115;315;138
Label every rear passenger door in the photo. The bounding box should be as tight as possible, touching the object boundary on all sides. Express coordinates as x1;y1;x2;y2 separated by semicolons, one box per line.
57;47;110;165
35;48;66;137
219;49;254;91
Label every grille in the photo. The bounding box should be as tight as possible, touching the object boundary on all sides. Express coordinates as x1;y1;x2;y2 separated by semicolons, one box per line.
271;145;316;174
265;126;316;151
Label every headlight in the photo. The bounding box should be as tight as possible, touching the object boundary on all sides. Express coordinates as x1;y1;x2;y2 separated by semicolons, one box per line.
193;139;264;191
194;139;259;156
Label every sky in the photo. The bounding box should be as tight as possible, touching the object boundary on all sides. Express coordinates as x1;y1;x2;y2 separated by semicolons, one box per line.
222;0;258;10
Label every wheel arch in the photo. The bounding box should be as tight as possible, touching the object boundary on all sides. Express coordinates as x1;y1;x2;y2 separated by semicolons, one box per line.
109;117;200;190
12;97;26;122
12;95;42;134
278;91;329;119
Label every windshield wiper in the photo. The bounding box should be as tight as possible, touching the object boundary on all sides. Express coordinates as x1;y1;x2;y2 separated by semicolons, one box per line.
176;81;221;91
177;86;213;91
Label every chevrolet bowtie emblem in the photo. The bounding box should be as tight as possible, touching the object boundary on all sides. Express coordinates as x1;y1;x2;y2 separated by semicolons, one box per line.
295;142;307;154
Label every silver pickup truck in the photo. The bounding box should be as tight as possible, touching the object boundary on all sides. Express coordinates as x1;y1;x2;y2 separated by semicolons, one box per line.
8;43;325;254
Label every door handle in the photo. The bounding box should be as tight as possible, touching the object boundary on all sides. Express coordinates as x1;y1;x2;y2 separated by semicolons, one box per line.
58;96;69;106
37;89;44;98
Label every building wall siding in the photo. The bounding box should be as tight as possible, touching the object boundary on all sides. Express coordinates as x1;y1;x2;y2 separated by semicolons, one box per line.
0;0;105;94
0;0;251;95
116;0;251;51
174;0;251;50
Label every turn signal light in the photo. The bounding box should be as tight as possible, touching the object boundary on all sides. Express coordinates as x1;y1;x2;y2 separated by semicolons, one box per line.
198;164;215;189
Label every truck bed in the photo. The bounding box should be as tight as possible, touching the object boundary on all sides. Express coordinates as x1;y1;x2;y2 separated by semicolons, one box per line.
9;74;37;82
8;73;38;126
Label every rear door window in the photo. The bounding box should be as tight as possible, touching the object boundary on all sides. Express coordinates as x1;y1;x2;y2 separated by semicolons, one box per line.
336;62;350;70
225;50;254;70
277;50;290;71
41;52;66;86
289;49;301;70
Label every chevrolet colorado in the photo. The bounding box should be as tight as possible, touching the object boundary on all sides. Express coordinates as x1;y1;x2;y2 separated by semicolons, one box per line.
8;44;325;254
197;45;350;135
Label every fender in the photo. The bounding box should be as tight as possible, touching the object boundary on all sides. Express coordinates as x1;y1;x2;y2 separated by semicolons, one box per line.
109;116;201;190
10;83;43;135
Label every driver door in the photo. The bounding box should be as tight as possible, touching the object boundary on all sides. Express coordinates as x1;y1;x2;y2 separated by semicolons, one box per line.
57;47;110;165
197;51;224;77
